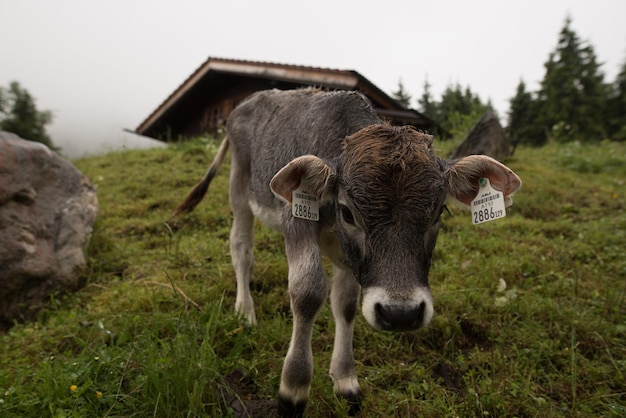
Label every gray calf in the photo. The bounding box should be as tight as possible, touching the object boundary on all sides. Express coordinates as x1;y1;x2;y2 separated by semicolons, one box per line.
176;88;521;416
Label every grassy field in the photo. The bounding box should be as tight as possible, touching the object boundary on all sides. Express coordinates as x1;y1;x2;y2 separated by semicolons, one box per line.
0;135;624;417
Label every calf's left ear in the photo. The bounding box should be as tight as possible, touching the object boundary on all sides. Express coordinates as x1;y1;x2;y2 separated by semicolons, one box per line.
446;155;522;208
270;155;336;204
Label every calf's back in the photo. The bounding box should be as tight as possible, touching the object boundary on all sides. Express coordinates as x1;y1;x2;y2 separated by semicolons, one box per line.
226;88;381;213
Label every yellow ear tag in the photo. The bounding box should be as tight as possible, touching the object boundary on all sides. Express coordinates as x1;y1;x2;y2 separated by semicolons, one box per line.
292;179;319;221
471;178;506;225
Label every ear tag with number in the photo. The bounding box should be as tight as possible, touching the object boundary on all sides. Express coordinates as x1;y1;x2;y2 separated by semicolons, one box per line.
292;179;319;221
471;178;506;225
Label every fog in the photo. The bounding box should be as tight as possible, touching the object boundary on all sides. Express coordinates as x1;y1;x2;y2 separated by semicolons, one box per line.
2;0;625;158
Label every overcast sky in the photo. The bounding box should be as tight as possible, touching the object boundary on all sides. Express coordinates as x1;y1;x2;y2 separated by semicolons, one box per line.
2;0;625;158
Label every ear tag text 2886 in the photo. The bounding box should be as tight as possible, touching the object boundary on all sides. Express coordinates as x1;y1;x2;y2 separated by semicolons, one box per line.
471;178;506;225
292;179;319;221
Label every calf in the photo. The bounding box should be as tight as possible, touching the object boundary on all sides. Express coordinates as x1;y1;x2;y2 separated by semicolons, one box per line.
175;88;521;416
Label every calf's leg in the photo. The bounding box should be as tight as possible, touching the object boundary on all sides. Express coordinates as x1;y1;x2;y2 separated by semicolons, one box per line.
329;265;362;414
229;159;256;325
278;222;328;417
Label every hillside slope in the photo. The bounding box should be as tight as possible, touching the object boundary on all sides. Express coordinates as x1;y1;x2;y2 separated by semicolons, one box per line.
1;137;624;417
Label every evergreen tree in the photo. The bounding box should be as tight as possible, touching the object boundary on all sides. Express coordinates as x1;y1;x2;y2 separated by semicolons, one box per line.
507;80;545;145
416;80;491;138
438;83;490;119
437;83;490;136
0;81;55;148
606;55;626;141
418;78;438;119
537;16;606;142
391;79;412;108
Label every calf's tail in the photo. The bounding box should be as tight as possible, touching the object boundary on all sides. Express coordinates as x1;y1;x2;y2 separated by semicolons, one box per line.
174;137;230;215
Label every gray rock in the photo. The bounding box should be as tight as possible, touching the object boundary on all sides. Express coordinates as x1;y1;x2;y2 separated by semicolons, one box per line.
0;132;98;329
449;111;513;161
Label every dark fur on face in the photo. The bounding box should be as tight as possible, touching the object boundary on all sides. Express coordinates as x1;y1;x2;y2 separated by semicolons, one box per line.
339;125;447;237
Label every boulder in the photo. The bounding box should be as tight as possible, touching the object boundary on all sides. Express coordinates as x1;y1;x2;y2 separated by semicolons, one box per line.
0;132;98;330
449;111;513;161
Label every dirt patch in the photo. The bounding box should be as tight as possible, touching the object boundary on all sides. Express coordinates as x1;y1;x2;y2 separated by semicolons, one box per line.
433;360;464;394
220;369;279;417
458;318;493;351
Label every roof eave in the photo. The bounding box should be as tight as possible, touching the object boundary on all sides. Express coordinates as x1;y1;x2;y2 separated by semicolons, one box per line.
136;58;363;135
136;57;215;135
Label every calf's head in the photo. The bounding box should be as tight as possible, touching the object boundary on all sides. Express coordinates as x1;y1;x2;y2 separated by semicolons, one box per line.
271;125;521;332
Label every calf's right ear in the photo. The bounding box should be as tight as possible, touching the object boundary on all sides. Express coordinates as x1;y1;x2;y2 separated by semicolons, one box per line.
446;155;522;208
270;155;336;204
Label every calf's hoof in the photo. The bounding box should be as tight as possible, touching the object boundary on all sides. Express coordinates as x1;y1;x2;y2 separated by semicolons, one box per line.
277;395;306;418
342;390;363;416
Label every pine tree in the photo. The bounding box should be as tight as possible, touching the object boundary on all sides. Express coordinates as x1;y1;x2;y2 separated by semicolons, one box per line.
437;83;490;136
417;78;438;120
507;80;545;145
537;16;606;142
607;55;626;141
391;79;412;108
0;81;55;148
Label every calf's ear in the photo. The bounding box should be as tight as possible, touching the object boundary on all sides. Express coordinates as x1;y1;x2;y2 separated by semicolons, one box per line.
270;155;336;204
446;155;522;208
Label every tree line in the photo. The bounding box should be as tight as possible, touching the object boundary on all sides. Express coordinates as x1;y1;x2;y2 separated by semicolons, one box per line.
0;81;55;149
393;16;626;145
2;16;624;151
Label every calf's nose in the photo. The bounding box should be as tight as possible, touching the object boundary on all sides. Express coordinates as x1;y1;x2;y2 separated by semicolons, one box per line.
375;301;426;331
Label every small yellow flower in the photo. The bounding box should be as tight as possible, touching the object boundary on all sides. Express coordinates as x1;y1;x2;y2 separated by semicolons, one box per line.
70;385;78;392
96;391;103;399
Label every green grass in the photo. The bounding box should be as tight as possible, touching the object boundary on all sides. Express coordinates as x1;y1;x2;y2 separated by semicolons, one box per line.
1;135;624;417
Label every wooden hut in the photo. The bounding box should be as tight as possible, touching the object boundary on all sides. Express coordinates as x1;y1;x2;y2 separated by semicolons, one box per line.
135;57;442;140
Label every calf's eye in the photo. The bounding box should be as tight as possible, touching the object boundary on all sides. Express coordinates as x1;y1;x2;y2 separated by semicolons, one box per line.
339;204;355;225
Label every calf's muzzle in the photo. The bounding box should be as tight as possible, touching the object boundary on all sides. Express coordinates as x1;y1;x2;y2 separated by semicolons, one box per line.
375;301;427;331
362;285;434;332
